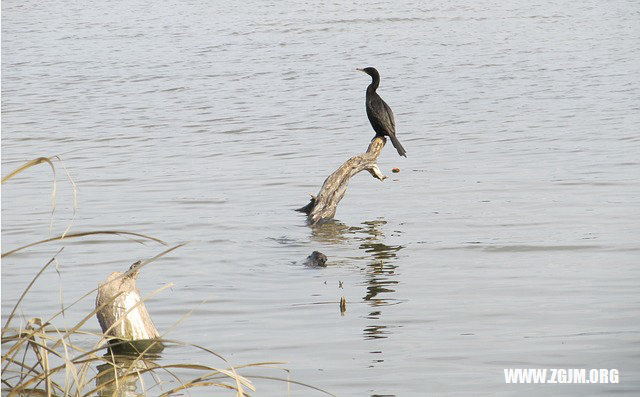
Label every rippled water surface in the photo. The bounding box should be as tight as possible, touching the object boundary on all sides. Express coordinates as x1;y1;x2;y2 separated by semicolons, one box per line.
2;0;640;395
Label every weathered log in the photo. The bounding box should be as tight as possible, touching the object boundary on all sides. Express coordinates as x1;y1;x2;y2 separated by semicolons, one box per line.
96;260;163;353
298;136;388;225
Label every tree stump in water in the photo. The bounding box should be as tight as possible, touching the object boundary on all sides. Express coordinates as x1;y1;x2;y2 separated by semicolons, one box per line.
96;261;164;353
298;136;388;225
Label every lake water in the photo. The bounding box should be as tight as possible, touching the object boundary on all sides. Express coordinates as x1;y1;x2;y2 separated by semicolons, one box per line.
2;0;640;395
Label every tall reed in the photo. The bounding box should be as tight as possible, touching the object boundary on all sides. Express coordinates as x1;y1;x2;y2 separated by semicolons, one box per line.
2;157;335;396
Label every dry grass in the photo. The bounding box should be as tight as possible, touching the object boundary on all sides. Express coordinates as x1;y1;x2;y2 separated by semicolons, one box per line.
2;157;336;396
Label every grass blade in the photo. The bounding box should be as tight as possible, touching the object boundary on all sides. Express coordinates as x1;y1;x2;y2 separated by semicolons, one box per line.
1;250;63;338
2;230;168;258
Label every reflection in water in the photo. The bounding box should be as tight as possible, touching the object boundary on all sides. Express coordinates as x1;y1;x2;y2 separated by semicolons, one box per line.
363;273;398;304
96;354;157;397
354;220;403;306
312;219;404;358
361;255;401;342
309;219;359;244
363;324;392;340
310;218;405;257
354;220;403;361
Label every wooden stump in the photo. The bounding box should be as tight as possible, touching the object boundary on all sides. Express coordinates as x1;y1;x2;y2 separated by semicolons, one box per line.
95;261;164;353
298;136;388;225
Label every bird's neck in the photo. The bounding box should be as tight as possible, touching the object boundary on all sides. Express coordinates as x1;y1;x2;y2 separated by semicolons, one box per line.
367;80;379;94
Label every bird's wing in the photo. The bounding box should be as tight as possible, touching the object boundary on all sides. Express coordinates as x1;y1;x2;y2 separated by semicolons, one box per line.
368;95;396;135
382;100;396;133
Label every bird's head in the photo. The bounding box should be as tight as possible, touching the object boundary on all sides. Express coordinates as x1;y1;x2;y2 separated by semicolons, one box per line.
357;67;380;79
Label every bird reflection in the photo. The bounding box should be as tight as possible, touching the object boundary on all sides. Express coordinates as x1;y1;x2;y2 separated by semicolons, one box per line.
309;219;401;397
311;218;404;349
363;324;392;340
360;243;403;260
355;221;403;305
364;272;398;303
355;220;403;359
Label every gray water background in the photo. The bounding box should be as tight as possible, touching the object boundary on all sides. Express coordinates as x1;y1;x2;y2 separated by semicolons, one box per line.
2;0;640;395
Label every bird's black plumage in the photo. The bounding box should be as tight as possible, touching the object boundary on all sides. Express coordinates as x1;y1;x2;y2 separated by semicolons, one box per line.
357;67;407;157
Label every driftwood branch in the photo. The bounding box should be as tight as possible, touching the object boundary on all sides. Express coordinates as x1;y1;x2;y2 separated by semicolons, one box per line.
298;136;387;225
96;261;163;353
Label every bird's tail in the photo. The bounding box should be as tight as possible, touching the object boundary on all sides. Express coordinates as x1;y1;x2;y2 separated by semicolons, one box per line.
389;133;407;157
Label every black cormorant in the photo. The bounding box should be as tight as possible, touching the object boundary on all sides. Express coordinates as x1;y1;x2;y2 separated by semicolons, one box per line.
357;67;407;157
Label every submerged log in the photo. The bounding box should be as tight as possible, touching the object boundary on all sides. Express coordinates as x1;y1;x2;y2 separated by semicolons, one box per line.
298;136;388;225
96;260;164;353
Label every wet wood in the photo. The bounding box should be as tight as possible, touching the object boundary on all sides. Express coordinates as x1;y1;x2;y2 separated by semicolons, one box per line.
298;136;388;225
96;261;163;353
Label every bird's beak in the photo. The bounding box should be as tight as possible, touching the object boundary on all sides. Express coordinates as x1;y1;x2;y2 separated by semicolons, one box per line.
356;68;364;73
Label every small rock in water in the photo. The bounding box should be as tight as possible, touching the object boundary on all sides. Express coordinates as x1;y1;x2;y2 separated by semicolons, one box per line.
304;251;327;267
392;167;400;173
